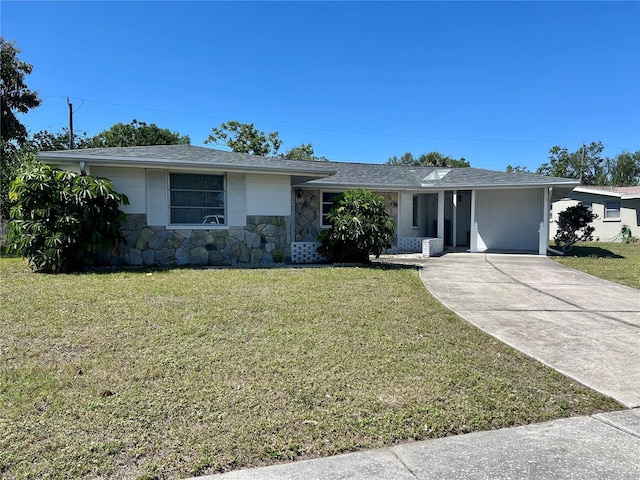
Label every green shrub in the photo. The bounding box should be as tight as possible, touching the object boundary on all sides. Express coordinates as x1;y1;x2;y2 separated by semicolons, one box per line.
317;188;396;263
553;204;597;253
8;163;129;272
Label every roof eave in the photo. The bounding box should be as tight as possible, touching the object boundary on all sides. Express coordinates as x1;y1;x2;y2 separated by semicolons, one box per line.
572;186;640;199
37;151;336;178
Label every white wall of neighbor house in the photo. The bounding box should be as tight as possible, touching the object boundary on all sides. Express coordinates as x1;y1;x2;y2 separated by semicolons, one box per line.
245;174;291;216
90;166;146;215
474;188;543;251
551;193;640;241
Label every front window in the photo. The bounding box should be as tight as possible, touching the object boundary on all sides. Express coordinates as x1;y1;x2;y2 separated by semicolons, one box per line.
170;173;225;225
321;191;343;227
412;195;420;227
605;201;621;220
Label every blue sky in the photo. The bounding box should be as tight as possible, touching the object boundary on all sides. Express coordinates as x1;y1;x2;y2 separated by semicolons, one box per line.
2;1;639;171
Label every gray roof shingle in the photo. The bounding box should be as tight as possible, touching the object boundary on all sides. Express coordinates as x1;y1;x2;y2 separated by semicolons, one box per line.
38;144;578;190
306;161;578;189
38;145;336;176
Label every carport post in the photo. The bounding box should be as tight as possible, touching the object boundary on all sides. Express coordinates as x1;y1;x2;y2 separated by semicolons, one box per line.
470;190;477;253
539;187;551;255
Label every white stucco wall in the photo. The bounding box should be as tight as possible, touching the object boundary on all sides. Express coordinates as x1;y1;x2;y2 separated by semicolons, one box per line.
475;188;543;251
245;174;291;216
89;166;146;215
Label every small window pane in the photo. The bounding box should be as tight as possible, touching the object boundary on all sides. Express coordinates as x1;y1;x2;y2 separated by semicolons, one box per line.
605;201;620;220
171;173;224;191
321;192;343;226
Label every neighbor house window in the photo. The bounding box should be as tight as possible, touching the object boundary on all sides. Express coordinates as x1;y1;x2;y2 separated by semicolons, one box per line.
321;191;343;227
580;202;593;212
412;195;420;227
604;201;621;220
169;173;225;225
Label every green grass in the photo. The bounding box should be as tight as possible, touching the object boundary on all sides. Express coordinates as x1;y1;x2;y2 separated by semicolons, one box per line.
552;242;640;289
0;257;622;479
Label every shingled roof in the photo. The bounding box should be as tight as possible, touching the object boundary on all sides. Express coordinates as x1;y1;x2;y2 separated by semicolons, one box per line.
38;145;336;178
307;161;578;190
38;144;578;196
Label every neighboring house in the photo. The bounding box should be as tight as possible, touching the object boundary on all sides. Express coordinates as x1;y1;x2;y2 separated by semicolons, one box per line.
551;185;640;242
38;145;578;266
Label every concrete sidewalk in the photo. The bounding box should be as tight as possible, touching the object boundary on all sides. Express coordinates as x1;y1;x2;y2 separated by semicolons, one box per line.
191;253;640;479
191;409;640;479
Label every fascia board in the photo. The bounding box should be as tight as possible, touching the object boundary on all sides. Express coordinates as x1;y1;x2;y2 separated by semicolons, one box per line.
301;182;423;191
572;186;623;198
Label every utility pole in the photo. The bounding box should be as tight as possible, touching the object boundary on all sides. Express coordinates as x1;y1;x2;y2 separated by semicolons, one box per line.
67;97;74;150
579;142;585;184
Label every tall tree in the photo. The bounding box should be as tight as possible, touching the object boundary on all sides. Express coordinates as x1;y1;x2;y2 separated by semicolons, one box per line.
1;38;41;157
536;142;607;185
1;38;42;221
87;119;190;147
606;150;640;187
505;165;532;174
27;128;91;152
205;120;282;156
386;151;469;168
280;143;328;161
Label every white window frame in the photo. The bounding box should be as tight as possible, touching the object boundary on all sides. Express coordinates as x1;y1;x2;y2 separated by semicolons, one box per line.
168;172;227;227
321;191;344;228
604;200;621;221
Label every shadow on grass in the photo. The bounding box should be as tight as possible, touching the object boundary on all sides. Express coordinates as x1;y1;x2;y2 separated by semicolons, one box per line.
85;259;419;275
557;245;624;259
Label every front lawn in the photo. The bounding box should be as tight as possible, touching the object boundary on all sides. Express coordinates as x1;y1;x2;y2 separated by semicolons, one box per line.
551;242;640;289
0;258;622;479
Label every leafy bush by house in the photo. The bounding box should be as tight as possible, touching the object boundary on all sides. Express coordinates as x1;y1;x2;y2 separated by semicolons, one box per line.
317;188;395;263
553;204;597;253
8;163;129;272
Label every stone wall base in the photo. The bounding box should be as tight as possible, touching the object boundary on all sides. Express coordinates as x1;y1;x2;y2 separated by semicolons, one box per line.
100;214;291;267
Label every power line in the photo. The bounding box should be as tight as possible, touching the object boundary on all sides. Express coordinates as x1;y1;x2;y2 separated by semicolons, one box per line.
40;95;634;151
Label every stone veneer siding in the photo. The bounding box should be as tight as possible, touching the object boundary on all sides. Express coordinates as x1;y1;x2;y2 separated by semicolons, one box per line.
102;214;291;267
294;189;399;243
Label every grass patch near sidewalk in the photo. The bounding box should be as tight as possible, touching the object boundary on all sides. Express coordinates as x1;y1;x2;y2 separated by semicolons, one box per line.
552;242;640;289
0;257;622;479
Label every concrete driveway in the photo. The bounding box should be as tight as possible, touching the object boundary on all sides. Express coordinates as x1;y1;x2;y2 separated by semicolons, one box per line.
417;253;640;408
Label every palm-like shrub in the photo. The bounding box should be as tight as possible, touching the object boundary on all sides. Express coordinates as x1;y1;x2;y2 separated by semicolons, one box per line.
318;188;396;263
8;163;129;272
